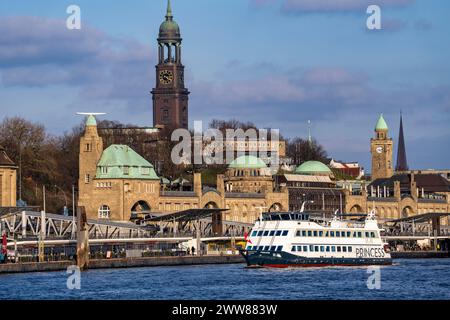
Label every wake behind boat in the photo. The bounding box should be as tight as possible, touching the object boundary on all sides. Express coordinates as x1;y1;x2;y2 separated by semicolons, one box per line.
240;208;392;268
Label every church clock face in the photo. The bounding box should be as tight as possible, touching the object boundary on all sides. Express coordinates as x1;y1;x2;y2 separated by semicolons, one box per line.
376;146;384;154
159;70;173;85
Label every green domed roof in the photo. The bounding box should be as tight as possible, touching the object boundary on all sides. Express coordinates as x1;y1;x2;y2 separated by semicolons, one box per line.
159;0;181;41
86;115;97;126
375;114;388;131
295;161;331;175
229;155;267;169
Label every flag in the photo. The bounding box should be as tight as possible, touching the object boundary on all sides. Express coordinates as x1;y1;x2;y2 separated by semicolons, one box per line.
244;232;252;244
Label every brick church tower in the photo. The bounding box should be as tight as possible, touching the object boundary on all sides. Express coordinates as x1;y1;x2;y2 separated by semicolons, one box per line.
151;0;190;130
371;114;393;180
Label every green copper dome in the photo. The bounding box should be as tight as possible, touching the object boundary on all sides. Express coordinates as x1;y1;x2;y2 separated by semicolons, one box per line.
295;161;331;175
86;115;97;126
229;155;267;169
159;0;181;41
375;114;388;131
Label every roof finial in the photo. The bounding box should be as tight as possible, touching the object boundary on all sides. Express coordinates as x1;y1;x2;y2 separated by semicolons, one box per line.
307;120;312;145
166;0;173;20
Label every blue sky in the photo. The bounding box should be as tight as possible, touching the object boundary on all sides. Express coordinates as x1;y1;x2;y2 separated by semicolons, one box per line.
0;0;449;172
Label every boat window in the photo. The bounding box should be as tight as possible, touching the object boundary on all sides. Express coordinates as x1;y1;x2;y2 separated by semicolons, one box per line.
330;231;335;237
302;230;307;237
326;246;330;252
264;246;270;250
251;231;257;237
331;246;336;252
312;231;317;237
341;231;346;237
276;246;283;251
270;246;276;251
303;246;308;252
347;231;351;237
357;232;362;238
337;246;341;252
307;231;312;237
348;246;352;252
269;231;275;236
320;246;325;252
365;232;370;238
309;245;314;252
342;246;347;252
371;232;376;238
275;230;282;236
257;231;263;236
325;231;329;237
282;230;289;236
335;231;340;238
246;245;252;250
297;246;302;252
314;246;319;252
319;231;323;237
263;231;269;236
291;246;296;252
352;232;357;237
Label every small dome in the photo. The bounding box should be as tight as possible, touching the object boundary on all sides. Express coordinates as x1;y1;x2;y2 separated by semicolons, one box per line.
86;115;97;126
159;0;181;41
295;161;331;175
375;114;388;131
229;155;267;169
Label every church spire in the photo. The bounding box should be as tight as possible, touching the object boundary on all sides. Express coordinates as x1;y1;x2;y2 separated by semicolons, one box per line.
395;111;409;172
166;0;173;20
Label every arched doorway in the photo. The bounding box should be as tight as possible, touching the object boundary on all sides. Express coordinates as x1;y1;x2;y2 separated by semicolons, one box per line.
402;206;414;218
204;201;222;236
349;205;364;214
131;201;151;222
269;203;283;212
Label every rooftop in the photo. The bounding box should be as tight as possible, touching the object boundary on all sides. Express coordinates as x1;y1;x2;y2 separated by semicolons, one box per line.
228;155;267;169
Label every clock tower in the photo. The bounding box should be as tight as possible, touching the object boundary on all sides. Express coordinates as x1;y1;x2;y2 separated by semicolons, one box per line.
371;114;393;180
151;0;190;130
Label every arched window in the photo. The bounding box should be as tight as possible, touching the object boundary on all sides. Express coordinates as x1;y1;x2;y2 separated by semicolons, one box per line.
98;205;111;219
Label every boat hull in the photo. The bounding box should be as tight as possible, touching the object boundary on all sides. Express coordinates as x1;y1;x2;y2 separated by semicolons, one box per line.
240;250;392;268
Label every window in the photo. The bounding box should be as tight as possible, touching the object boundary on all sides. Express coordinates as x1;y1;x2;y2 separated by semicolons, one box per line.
365;232;370;238
276;246;283;251
342;246;347;252
320;246;325;252
371;232;376;238
270;246;276;251
257;231;263;237
251;231;257;237
330;231;335;237
309;245;314;252
302;230;307;237
100;166;108;174
348;247;353;252
123;166;130;175
307;230;312;237
263;231;269;236
337;246;341;252
331;246;336;252
326;246;330;252
98;205;111;219
325;231;329;237
297;246;302;252
357;232;362;238
141;167;150;175
319;231;323;237
247;246;252;250
341;231;346;237
85;143;91;152
282;230;288;236
295;230;301;237
313;231;318;237
303;246;308;252
85;174;90;183
347;232;351;238
275;230;282;236
269;231;275;236
291;246;297;252
264;246;270;251
314;246;319;252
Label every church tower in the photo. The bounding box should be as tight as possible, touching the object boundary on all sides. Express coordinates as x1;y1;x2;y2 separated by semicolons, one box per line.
371;114;393;180
151;0;190;130
395;112;409;172
78;115;103;206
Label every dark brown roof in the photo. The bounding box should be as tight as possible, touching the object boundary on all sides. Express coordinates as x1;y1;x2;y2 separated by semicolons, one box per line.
370;174;450;193
0;145;16;167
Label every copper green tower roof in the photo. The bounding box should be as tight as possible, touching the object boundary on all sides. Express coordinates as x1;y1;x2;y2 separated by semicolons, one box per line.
159;0;181;41
228;155;267;169
96;145;159;180
375;114;388;131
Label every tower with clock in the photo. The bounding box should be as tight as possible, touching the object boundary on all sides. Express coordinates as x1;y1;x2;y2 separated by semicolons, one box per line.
151;0;190;130
370;114;393;180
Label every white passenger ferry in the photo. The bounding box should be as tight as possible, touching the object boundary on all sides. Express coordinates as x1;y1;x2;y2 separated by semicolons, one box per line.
240;208;392;268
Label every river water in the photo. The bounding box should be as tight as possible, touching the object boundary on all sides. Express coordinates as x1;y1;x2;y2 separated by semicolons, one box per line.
1;259;449;300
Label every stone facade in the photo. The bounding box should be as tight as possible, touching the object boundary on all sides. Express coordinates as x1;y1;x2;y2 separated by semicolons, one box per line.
371;115;394;180
0;146;17;207
77;119;288;225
